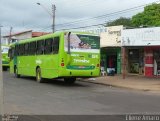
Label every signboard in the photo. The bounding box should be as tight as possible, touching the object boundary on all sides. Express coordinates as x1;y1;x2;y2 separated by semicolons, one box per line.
122;27;160;46
100;25;123;47
64;33;100;53
81;26;107;35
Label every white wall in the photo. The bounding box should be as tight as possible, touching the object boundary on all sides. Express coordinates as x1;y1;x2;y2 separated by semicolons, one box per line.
12;31;32;41
3;31;32;44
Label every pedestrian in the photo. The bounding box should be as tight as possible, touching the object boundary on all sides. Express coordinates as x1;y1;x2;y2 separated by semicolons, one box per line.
100;59;106;76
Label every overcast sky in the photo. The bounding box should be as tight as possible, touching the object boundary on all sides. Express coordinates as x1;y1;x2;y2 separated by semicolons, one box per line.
0;0;158;35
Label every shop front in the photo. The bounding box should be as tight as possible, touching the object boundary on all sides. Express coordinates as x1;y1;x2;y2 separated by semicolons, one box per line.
144;46;160;77
127;48;144;75
100;25;123;75
122;27;160;77
101;47;121;74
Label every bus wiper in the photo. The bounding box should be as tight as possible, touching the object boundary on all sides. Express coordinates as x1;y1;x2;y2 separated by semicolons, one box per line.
67;32;71;54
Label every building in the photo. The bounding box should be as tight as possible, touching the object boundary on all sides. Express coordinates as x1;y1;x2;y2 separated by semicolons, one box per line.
122;27;160;77
100;25;123;74
80;26;107;35
3;30;50;44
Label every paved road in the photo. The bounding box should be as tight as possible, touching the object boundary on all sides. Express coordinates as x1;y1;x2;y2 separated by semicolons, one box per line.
3;71;160;114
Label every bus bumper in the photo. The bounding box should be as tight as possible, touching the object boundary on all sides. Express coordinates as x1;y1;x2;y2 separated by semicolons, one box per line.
59;69;100;77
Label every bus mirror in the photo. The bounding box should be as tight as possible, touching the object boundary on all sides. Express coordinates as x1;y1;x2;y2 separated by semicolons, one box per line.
67;32;71;54
66;54;71;65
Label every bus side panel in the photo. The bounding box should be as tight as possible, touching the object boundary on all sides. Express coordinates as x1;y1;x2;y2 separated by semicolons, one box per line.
10;60;14;73
17;54;59;79
10;55;18;73
37;54;59;79
18;56;37;76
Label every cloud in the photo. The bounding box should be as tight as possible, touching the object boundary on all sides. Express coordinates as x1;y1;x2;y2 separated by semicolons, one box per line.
0;0;157;34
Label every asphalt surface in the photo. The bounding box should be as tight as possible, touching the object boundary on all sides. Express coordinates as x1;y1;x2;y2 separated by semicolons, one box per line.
3;71;160;115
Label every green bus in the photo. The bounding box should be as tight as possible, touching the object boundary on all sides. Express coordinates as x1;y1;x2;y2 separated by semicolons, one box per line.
1;45;10;71
9;31;100;83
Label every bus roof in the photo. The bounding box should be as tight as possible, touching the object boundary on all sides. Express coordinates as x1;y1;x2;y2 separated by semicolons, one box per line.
9;31;99;46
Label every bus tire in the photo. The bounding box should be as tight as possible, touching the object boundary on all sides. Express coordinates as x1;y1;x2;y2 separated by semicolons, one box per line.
36;68;44;83
3;67;7;71
64;78;76;84
14;67;20;78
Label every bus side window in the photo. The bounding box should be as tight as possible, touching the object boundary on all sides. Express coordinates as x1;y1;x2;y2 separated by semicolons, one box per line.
19;44;22;56
29;42;32;55
53;37;59;54
9;47;14;59
37;40;44;55
37;41;40;55
12;48;14;59
17;45;21;56
8;48;12;60
15;45;18;56
24;43;29;56
29;42;35;55
21;44;25;56
44;38;53;54
8;49;10;58
32;41;37;55
19;44;23;56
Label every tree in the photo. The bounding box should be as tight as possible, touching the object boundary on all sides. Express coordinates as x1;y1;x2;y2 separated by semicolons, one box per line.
106;17;132;27
132;3;160;27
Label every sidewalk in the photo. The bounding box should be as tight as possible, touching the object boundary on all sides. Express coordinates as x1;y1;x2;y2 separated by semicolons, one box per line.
80;75;160;93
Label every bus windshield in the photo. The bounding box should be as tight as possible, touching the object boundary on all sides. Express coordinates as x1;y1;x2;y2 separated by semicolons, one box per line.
65;33;100;53
1;46;9;53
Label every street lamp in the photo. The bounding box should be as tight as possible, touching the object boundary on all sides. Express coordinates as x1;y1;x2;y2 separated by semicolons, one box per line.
0;25;3;115
37;2;56;33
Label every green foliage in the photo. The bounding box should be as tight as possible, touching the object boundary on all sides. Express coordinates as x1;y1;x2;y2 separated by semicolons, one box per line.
106;17;132;27
132;3;160;27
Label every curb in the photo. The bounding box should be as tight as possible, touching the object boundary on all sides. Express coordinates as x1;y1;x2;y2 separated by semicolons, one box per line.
79;79;160;94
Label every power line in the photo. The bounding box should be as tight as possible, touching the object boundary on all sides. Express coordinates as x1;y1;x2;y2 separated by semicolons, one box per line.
37;6;141;31
35;0;160;32
55;0;160;27
56;23;106;31
38;3;146;31
56;6;143;28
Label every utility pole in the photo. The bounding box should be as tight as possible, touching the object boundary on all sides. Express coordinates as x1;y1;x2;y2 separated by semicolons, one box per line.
37;3;56;33
0;25;3;115
9;27;12;44
52;4;56;33
122;47;126;79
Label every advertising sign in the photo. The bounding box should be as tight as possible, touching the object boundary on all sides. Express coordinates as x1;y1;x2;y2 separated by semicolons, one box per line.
100;25;123;47
64;33;100;53
122;27;160;46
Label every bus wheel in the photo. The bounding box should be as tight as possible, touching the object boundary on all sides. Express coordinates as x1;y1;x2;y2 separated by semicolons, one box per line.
3;67;7;71
64;78;76;84
36;68;44;83
15;67;20;78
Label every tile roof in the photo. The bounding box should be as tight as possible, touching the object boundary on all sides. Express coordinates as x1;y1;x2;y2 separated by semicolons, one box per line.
3;30;50;37
32;32;50;37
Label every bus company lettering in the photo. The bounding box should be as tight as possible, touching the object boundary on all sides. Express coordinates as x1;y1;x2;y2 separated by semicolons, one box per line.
36;59;42;64
74;59;89;63
71;54;79;57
